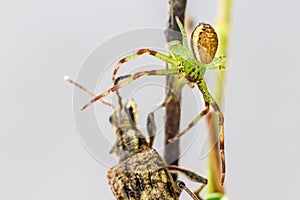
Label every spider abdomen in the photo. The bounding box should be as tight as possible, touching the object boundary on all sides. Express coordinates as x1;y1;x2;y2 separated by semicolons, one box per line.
191;23;218;64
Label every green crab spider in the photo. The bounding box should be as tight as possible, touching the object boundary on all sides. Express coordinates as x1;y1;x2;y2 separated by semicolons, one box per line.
81;16;226;185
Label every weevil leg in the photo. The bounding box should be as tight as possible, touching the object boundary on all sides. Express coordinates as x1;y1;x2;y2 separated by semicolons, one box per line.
113;74;131;108
169;165;207;199
175;180;201;200
146;111;156;148
145;96;171;148
167;165;207;185
193;184;206;199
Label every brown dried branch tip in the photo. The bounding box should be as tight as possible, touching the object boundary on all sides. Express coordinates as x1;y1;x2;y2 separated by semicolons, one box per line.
164;0;187;181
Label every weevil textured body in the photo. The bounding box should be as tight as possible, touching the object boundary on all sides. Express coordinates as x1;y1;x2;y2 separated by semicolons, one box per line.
107;98;207;200
65;76;207;200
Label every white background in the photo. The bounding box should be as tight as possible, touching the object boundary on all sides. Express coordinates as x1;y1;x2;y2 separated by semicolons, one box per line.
1;0;300;199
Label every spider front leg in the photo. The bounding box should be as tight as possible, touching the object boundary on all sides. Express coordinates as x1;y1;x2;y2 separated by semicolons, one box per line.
209;99;225;185
169;79;226;185
81;68;179;110
112;48;180;82
175;16;189;50
169;101;210;142
198;79;225;185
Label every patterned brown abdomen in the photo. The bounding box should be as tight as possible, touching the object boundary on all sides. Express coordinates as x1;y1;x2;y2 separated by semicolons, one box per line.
191;23;218;64
107;148;179;200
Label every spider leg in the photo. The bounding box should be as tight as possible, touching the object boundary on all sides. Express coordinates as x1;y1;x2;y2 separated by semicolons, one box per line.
206;55;226;71
206;65;226;71
197;79;225;185
112;49;181;82
175;16;189;50
198;79;226;185
81;69;179;111
210;100;225;185
168;101;210;142
169;79;226;185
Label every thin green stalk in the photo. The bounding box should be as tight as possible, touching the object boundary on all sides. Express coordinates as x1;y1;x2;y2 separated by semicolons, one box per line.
215;0;232;102
206;0;232;195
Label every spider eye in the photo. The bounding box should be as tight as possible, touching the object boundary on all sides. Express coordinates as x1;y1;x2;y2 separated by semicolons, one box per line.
191;23;218;64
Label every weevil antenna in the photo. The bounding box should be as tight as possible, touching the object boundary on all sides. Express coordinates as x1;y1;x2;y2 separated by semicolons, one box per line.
64;75;114;108
113;75;131;109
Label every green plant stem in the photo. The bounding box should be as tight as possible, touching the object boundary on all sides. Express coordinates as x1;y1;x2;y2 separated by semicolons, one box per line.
206;0;232;194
